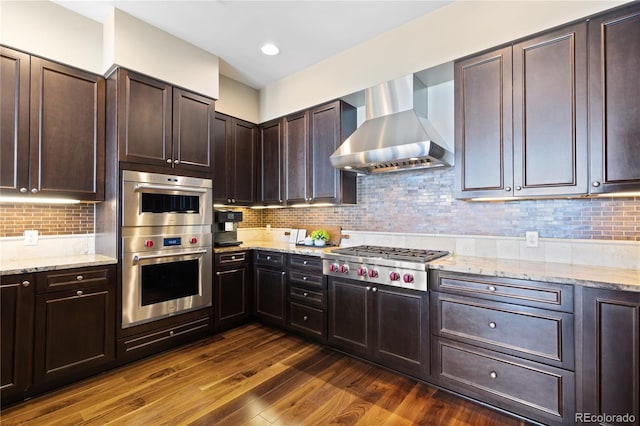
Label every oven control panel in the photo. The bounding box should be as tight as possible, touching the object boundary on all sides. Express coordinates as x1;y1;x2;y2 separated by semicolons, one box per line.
122;226;212;254
322;259;427;292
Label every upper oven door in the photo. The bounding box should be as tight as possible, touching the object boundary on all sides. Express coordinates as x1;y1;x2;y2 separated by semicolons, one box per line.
122;170;212;227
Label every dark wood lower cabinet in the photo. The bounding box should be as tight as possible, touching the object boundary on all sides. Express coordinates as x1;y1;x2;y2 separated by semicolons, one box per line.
214;251;252;330
254;251;287;328
0;274;34;405
580;287;640;425
328;277;429;380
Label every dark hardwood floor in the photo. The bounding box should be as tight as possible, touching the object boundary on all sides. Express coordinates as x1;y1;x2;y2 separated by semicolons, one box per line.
1;324;528;425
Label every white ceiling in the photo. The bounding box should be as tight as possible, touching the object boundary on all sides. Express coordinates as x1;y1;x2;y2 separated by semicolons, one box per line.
52;1;451;89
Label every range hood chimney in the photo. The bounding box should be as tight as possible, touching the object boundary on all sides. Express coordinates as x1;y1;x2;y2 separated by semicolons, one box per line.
331;75;452;174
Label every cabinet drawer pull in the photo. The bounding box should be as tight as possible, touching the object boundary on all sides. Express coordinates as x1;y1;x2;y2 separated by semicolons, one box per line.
76;275;84;281
303;260;308;265
21;280;30;288
303;316;308;321
169;330;174;336
266;256;271;260
303;292;309;297
489;371;498;379
488;285;497;292
76;290;84;296
231;255;236;260
488;322;497;329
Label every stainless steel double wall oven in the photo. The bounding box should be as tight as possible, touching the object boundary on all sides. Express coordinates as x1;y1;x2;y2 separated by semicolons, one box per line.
121;170;213;328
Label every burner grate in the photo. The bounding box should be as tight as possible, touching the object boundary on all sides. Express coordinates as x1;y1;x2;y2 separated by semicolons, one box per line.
331;245;448;263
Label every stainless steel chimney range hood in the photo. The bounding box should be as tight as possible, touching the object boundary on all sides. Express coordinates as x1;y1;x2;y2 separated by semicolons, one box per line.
331;74;452;174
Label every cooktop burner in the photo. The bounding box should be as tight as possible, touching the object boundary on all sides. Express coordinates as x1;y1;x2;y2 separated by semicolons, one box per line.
330;245;449;263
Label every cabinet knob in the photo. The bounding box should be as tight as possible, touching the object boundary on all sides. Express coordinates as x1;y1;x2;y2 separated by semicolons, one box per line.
515;186;522;191
227;198;232;203
281;272;286;276
303;261;308;265
279;199;283;203
303;292;308;297
505;186;511;192
372;287;377;292
174;159;179;164
489;371;498;379
169;330;174;336
488;286;497;292
76;290;83;296
76;275;83;281
366;286;371;291
31;188;38;194
231;255;236;260
488;322;497;329
19;187;27;193
303;316;308;321
266;256;271;260
166;159;172;164
21;280;30;288
231;199;236;203
302;276;308;281
592;181;601;187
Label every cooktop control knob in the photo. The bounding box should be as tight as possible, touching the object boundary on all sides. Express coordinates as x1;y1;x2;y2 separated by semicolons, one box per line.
403;273;414;283
190;237;198;244
368;269;379;278
357;266;367;276
329;263;339;272
389;271;400;281
339;264;350;274
144;240;154;248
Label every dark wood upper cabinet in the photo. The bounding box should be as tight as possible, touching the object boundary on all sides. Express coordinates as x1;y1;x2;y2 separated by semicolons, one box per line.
580;287;640;424
0;48;105;201
284;111;309;204
455;46;513;199
512;22;588;197
0;274;34;406
0;47;30;194
456;22;588;199
213;112;257;205
259;118;284;205
589;2;640;194
114;68;214;175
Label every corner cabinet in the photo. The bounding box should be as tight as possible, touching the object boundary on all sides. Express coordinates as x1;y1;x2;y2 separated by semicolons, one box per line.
588;3;640;194
455;22;588;199
110;68;214;175
284;100;357;205
0;274;34;406
0;47;105;201
213;113;257;205
258;119;285;206
580;287;640;425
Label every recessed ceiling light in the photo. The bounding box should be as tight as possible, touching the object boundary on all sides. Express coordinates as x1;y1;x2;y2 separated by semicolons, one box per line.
261;43;280;56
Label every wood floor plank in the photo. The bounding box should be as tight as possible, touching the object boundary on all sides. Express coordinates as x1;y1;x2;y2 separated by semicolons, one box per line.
1;324;525;426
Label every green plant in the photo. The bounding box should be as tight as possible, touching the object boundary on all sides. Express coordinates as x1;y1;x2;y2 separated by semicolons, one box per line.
310;229;330;242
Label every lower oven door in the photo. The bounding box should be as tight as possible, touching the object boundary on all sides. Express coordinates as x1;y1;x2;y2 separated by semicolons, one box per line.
122;247;212;328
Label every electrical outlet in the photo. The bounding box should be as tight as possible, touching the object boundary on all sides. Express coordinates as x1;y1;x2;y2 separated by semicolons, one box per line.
525;231;539;248
24;230;38;246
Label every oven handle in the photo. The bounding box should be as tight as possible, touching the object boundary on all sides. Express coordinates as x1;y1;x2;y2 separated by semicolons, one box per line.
133;249;209;263
134;183;209;194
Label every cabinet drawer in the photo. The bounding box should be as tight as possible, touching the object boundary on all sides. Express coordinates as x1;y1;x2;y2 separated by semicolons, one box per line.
216;251;249;267
288;254;322;272
36;266;113;294
255;251;285;268
290;286;325;307
432;271;573;312
288;270;324;289
432;292;574;369
288;301;326;340
433;337;575;425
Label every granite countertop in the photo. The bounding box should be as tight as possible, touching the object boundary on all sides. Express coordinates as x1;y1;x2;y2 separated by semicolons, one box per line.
214;240;333;256
0;254;118;276
429;254;640;293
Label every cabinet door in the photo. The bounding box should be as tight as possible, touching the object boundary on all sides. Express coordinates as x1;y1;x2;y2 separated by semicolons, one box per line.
373;285;429;380
172;88;214;173
254;267;286;327
33;284;115;385
0;274;34;404
214;267;250;330
0;47;30;194
284;111;309;204
455;47;513;199
118;69;172;166
513;22;588;197
581;287;640;424
309;101;341;203
30;57;105;200
259;119;284;205
327;277;371;359
213;112;232;203
589;3;640;194
232;118;257;205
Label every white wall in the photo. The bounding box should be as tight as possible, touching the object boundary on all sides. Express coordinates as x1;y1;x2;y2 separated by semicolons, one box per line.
259;0;629;122
217;75;260;124
104;8;219;99
0;0;103;73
